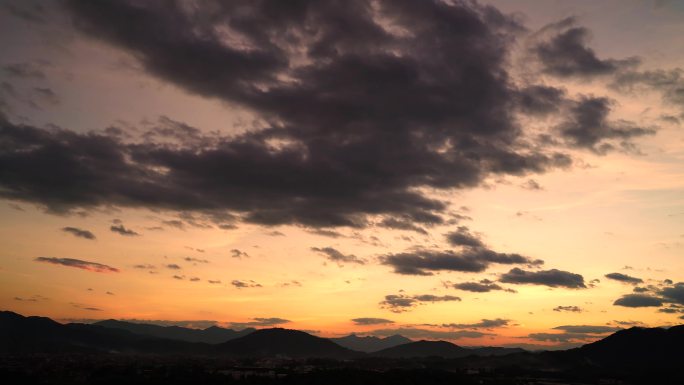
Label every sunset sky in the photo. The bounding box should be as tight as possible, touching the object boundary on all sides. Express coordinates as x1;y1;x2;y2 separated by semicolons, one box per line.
1;0;683;350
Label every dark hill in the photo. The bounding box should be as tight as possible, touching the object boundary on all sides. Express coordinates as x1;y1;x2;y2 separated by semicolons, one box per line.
95;319;254;343
373;340;471;358
329;334;412;353
0;311;207;354
572;324;684;367
218;328;360;358
469;346;526;357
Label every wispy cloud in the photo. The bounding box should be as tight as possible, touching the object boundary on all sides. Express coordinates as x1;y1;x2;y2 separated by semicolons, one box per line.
35;257;119;273
110;224;140;236
61;226;96;240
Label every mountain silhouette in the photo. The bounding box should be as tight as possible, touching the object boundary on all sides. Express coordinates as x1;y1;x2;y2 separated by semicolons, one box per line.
329;334;412;352
1;312;357;357
569;324;684;367
94;319;254;343
5;309;684;370
468;346;526;357
217;328;361;358
373;340;471;358
373;340;525;358
0;311;207;354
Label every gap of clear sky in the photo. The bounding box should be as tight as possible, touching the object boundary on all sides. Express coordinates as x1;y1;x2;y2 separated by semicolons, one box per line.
0;0;683;350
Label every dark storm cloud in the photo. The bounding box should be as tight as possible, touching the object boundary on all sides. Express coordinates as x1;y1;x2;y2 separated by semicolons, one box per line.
442;318;510;329
379;217;428;235
307;229;345;238
351;317;395;326
229;317;290;329
311;246;365;265
381;251;486;275
500;268;586;288
449;279;514;293
61;226;96;240
658;115;680;124
657;307;684;314
553;305;582;313
1;1;47;23
605;272;643;284
2;62;46;79
451;282;502;292
1;0;577;228
412;294;462;302
381;246;542;276
110;224;140;236
34;257;119;273
165;264;181;270
556;96;655;153
531;17;639;78
379;294;460;313
659;282;684;305
613;294;664;307
162;220;184;229
445;226;485;248
612;68;684;111
31;87;59;106
515;85;566;115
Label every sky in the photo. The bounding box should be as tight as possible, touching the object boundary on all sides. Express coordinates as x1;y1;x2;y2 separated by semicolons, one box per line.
0;0;683;350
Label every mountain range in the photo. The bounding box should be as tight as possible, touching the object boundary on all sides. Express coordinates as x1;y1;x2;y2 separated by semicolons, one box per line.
0;311;358;358
371;340;525;358
94;319;255;343
3;310;683;368
329;333;411;352
0;311;207;355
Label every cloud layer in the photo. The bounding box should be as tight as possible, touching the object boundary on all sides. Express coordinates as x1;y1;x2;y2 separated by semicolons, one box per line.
0;0;577;230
